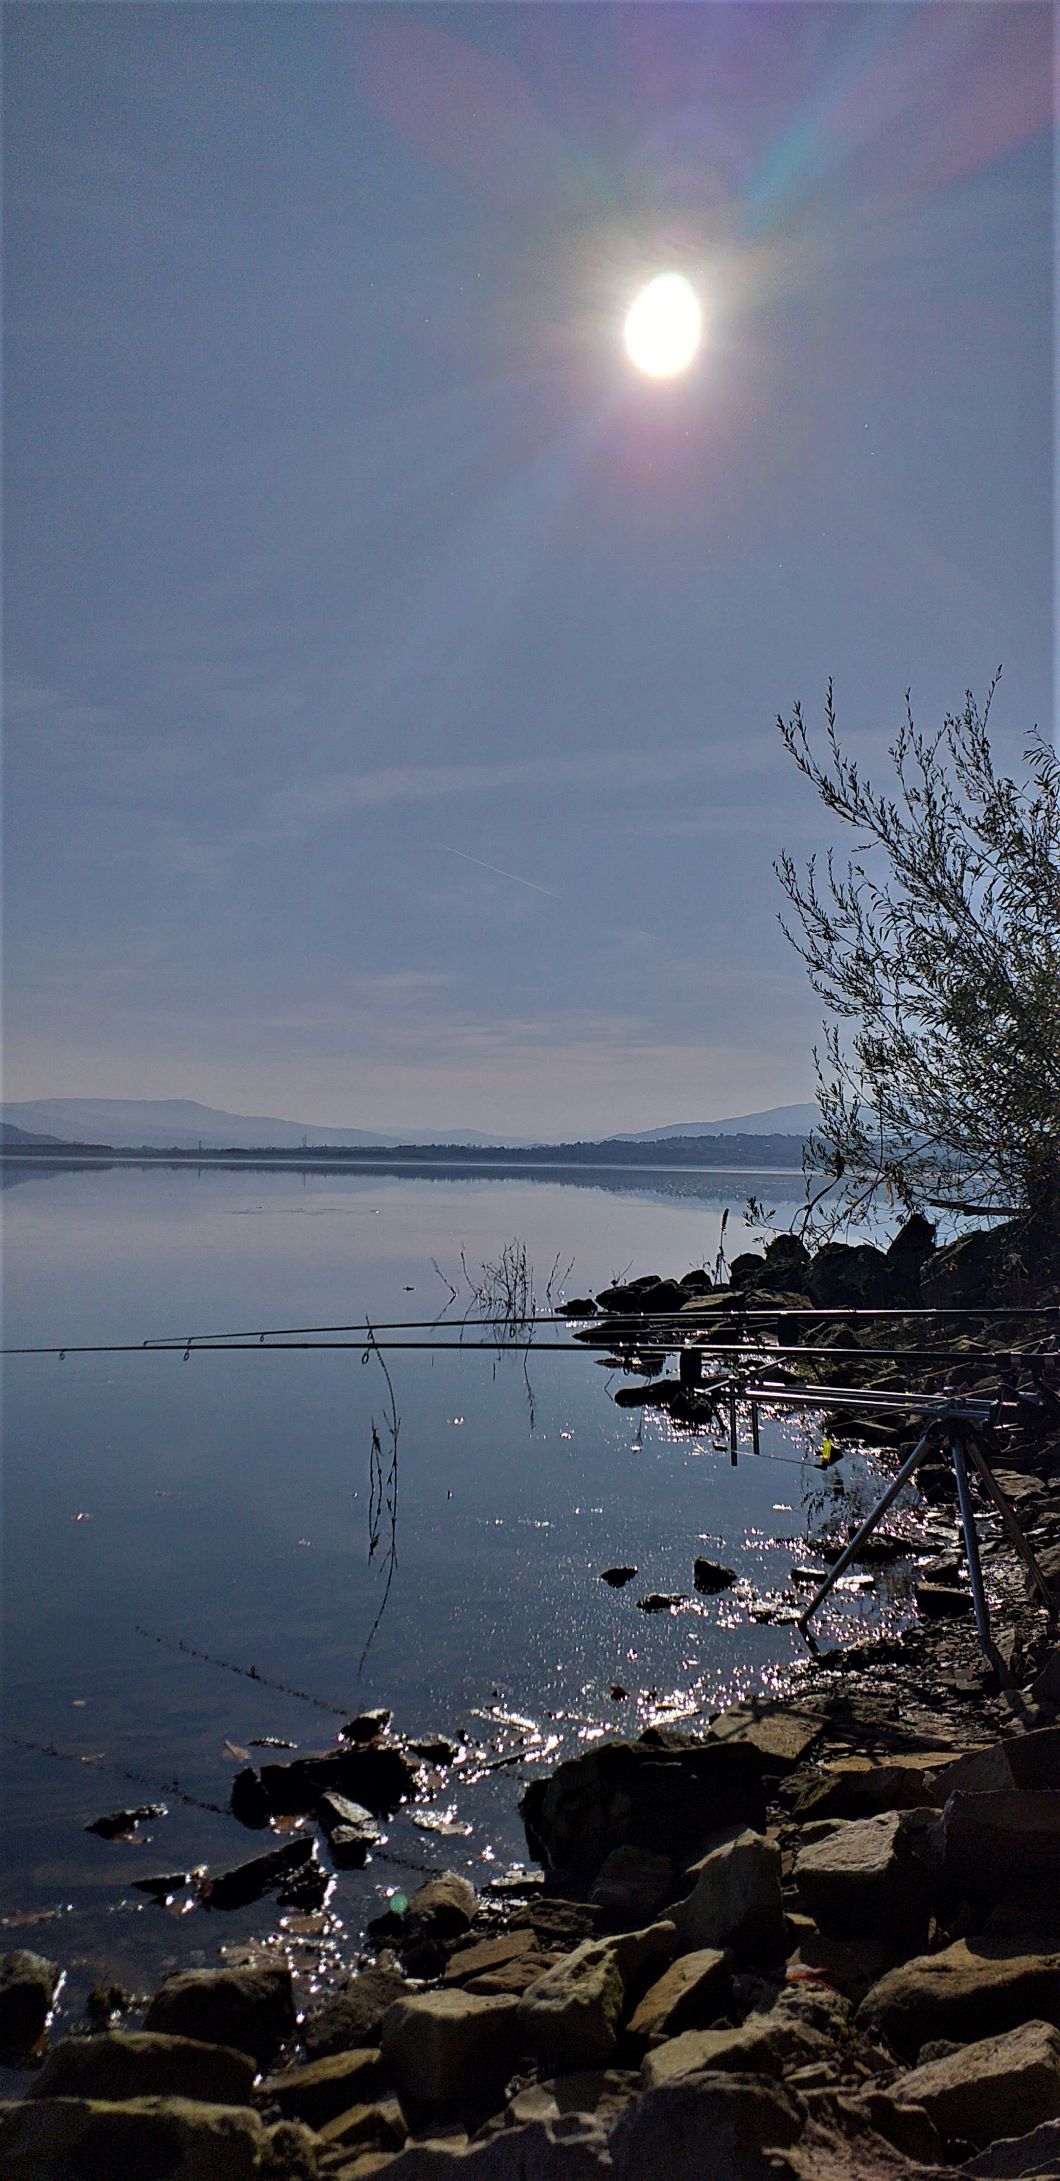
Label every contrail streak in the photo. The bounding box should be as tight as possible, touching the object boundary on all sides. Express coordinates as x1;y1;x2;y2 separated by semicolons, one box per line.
437;845;559;897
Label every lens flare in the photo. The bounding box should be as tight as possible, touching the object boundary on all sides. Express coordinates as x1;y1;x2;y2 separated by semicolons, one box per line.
624;273;702;378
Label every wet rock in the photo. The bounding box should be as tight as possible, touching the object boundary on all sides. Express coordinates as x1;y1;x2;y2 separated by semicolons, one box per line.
673;1827;786;1959
0;2095;266;2181
407;1872;477;1937
608;2070;803;2180
916;1581;972;1619
229;1766;272;1828
318;1791;383;1868
86;1803;167;1839
694;1558;735;1594
893;2018;1060;2147
252;1741;418;1818
381;1989;519;2113
599;1566;637;1587
303;1966;408;2058
345;1708;393;1742
794;1810;937;1942
589;1844;674;1924
557;1297;598;1317
937;1789;1060;1894
521;1734;765;1881
626;1946;732;2044
0;1950;59;2053
409;1737;459;1764
636;1591;686;1612
259;2043;385;2124
201;1832;315;1910
144;1963;295;2067
856;1937;1060;2060
27;2029;255;2107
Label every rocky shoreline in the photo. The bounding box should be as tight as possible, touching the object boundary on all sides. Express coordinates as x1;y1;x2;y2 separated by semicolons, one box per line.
3;1227;1060;2180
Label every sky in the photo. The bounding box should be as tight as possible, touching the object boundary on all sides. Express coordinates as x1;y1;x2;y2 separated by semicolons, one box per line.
4;2;1054;1138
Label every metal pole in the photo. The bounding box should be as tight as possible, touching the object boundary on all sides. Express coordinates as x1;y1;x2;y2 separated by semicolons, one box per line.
797;1422;938;1632
951;1426;1009;1685
964;1435;1058;1618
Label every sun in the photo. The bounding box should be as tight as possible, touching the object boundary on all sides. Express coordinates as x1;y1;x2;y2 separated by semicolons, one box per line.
624;273;702;378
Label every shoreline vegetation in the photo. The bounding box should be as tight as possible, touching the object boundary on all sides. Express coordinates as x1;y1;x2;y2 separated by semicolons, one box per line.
5;1217;1060;2178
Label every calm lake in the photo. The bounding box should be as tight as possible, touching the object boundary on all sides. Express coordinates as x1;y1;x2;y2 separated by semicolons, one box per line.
1;1160;911;2029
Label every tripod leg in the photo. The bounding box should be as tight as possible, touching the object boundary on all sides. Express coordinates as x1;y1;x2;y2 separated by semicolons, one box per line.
797;1423;936;1633
964;1437;1058;1618
951;1430;1010;1686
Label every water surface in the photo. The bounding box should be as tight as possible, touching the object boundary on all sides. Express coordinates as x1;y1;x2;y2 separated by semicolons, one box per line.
1;1162;907;2025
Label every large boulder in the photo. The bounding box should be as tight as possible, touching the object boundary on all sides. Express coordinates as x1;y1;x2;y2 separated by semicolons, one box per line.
892;2018;1060;2148
608;2070;803;2181
626;1947;732;2045
27;2030;255;2107
964;2115;1060;2176
258;2042;385;2124
380;1989;519;2113
515;1942;625;2071
937;1790;1060;1895
0;1950;59;2053
515;1923;673;2072
805;1243;894;1308
794;1810;937;1942
303;1964;408;2057
520;1733;764;1881
238;1740;418;1820
144;1964;295;2067
857;1937;1060;2060
790;1752;963;1822
672;1828;786;1959
933;1726;1060;1798
0;2095;267;2181
919;1223;1024;1308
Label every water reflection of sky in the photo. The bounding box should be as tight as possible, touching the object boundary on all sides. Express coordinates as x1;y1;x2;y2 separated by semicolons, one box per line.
1;1164;914;2035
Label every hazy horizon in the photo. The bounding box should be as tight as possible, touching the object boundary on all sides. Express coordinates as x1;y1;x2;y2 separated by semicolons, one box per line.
5;4;1052;1134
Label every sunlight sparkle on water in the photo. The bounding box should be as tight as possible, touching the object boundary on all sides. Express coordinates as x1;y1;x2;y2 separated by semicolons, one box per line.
624;273;702;377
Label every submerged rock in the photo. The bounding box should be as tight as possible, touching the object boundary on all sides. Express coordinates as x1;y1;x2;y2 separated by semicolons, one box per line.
694;1558;735;1594
599;1566;638;1587
200;1833;315;1910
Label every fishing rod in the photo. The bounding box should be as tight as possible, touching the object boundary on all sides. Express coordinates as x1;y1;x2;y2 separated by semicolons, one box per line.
143;1300;1060;1345
3;1334;1056;1366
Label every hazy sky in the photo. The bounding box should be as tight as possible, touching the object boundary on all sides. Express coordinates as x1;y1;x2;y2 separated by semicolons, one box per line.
5;3;1053;1136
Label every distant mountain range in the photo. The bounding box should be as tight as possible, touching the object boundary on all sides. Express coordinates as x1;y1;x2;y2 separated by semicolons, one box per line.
608;1104;818;1141
1;1096;817;1153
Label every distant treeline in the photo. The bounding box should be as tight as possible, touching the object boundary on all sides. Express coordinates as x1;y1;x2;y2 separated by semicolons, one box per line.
2;1132;808;1168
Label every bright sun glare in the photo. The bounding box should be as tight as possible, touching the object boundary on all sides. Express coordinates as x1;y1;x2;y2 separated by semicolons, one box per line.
624;273;702;378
